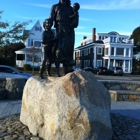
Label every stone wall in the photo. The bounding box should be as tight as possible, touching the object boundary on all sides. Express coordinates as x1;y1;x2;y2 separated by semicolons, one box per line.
100;80;140;91
100;80;140;101
0;78;26;100
1;77;140;101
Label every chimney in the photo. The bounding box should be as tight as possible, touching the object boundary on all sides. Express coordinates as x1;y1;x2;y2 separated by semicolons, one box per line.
92;28;96;42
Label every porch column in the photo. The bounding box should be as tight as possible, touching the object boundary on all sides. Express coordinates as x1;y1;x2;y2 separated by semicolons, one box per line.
123;60;125;72
130;59;132;72
103;59;105;67
108;59;110;69
113;59;116;67
94;47;96;68
109;47;111;56
114;47;116;56
129;60;131;73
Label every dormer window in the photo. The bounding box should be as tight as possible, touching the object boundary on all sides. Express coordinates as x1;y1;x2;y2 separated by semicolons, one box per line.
97;48;102;54
35;26;42;31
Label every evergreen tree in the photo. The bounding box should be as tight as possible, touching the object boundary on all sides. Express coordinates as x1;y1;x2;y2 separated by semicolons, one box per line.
130;26;140;55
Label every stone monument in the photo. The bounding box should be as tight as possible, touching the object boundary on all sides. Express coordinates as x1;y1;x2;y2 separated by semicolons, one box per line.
20;71;112;140
21;1;112;140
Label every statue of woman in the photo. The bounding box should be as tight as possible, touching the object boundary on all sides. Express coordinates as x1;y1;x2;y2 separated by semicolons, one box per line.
50;0;77;76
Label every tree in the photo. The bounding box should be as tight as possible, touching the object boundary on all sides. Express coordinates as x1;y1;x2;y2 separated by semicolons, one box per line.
130;26;140;55
0;11;31;66
0;11;31;47
26;45;41;74
130;26;140;74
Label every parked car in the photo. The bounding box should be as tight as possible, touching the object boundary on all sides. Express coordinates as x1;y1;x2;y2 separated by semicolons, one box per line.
0;65;33;80
74;68;82;71
109;67;123;76
83;67;94;73
95;67;108;75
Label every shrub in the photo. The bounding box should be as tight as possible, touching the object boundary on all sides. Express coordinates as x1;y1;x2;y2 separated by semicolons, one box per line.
23;64;31;71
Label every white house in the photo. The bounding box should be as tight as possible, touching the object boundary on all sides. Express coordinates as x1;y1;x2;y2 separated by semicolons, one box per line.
74;28;135;74
15;20;43;67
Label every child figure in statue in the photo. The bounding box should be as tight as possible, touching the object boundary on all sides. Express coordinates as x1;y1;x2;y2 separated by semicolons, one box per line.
69;2;80;28
39;18;54;79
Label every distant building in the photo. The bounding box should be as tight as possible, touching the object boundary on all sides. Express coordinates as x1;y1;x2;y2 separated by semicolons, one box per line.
74;28;135;74
15;20;43;67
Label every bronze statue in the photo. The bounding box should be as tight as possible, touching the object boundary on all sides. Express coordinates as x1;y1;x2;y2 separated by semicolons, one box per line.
39;18;54;79
49;0;80;76
69;3;80;29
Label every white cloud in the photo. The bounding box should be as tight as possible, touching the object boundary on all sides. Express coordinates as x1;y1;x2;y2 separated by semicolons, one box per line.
16;16;45;20
117;31;132;35
80;0;140;10
22;1;140;10
75;26;86;29
79;18;97;22
75;31;92;36
23;2;51;8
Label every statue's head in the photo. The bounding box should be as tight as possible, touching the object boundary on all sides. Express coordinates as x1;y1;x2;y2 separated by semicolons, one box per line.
73;3;80;11
43;18;53;30
59;0;71;6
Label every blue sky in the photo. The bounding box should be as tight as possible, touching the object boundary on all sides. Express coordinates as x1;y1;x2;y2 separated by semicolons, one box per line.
1;0;140;47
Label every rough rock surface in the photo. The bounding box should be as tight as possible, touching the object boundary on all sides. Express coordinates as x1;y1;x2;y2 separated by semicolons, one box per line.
20;71;112;140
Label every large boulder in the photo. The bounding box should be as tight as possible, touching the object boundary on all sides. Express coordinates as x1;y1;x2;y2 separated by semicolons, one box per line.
20;71;112;140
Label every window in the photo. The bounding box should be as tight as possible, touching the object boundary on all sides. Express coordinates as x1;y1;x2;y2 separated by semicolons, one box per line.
28;39;33;47
111;47;114;55
125;60;129;72
105;59;108;67
31;39;33;46
110;36;113;42
0;67;14;73
80;51;82;56
35;26;42;31
82;50;84;56
126;48;129;56
97;48;102;54
99;36;101;40
116;48;124;55
86;60;88;67
88;60;90;66
17;54;25;60
85;49;88;55
114;37;116;43
105;48;108;55
28;39;30;46
97;60;102;67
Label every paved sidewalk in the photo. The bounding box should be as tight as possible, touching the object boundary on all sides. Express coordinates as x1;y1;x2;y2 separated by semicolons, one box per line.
0;100;140;140
0;100;21;119
111;101;140;121
0;100;140;120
